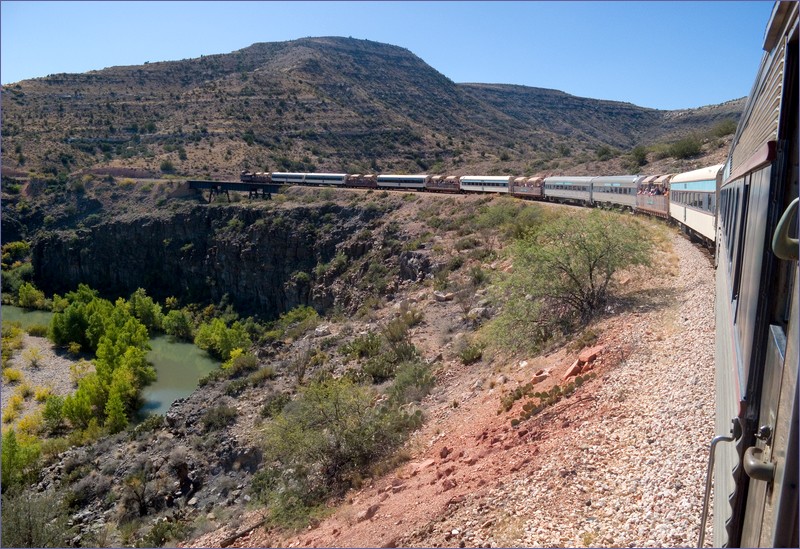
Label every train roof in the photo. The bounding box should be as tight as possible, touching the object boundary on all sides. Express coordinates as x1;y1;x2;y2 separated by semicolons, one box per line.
543;176;595;183
670;164;723;184
302;173;348;177
376;174;430;179
461;175;513;181
592;175;641;185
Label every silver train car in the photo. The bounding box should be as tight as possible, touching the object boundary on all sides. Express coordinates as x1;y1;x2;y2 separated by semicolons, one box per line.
669;164;723;245
591;175;640;210
459;175;512;194
703;1;798;547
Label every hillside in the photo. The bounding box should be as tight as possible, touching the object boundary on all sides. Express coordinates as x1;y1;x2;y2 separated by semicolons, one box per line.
1;37;743;182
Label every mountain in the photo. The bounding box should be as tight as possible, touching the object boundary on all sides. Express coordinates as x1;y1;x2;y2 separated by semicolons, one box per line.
1;37;743;180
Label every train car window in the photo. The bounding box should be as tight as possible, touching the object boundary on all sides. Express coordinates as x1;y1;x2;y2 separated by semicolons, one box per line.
731;176;753;304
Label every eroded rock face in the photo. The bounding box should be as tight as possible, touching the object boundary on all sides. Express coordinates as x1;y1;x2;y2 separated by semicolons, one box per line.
32;203;382;318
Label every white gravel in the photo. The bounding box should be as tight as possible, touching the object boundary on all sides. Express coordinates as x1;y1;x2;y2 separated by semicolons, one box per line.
424;234;717;548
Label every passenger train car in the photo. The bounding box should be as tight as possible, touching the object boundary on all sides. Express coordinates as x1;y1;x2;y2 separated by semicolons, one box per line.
706;2;798;547
669;164;723;244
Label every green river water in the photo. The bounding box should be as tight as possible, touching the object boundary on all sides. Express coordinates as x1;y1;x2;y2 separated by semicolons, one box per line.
2;305;218;416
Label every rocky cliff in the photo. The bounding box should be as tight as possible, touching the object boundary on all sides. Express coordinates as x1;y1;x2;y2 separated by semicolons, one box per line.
31;202;386;318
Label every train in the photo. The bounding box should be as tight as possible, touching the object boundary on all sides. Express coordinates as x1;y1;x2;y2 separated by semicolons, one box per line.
239;169;719;246
705;1;798;547
238;2;797;545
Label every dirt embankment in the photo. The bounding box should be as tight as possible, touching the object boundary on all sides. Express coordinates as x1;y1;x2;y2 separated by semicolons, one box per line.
187;227;716;548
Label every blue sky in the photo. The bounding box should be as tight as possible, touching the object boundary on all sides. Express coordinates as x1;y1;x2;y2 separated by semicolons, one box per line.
1;1;775;110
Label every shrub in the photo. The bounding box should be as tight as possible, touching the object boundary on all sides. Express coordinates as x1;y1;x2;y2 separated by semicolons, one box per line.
263;305;319;342
160;159;176;173
42;394;65;433
1;428;41;491
26;323;48;337
260;392;291;419
712;119;737;137
388;361;435;404
139;520;188;548
222;348;258;375
3;367;23;383
248;365;277;386
34;386;53;402
255;377;423;526
23;347;43;368
341;331;382;360
1;490;71;547
67;341;82;356
668;136;702;159
17;411;44;435
202;404;238;432
17;282;46;309
195;318;251;360
163;309;193;340
459;342;485;365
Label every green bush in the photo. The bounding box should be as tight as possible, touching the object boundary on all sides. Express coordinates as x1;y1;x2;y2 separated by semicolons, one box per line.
341;331;382;360
260;392;291;419
668;136;702;159
17;282;46;309
388;361;435;404
459;342;485;365
1;490;72;547
488;210;652;353
255;377;423;526
163;309;194;340
42;394;65;433
1;429;41;492
712;119;737;137
263;305;319;343
195;318;251;360
26;323;49;337
202;404;238;432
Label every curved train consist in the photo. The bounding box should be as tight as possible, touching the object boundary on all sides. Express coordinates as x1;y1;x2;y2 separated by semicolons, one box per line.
240;168;721;245
239;2;796;545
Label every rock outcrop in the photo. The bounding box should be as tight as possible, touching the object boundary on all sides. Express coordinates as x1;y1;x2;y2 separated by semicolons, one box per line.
31;203;384;318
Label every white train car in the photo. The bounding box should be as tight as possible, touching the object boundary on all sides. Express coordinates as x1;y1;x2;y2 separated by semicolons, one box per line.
459;175;512;194
591;175;642;209
376;174;430;190
301;173;347;186
669;164;723;244
269;172;307;185
543;176;594;205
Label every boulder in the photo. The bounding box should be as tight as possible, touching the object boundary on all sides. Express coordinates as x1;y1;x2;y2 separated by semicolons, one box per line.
531;370;549;384
357;503;381;522
563;359;582;380
434;290;455;302
579;344;606;363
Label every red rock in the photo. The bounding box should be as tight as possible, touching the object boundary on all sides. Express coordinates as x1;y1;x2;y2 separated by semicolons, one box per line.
531;372;548;384
563;359;582;379
356;503;380;522
409;458;436;476
441;478;457;491
440;446;452;459
578;344;606;363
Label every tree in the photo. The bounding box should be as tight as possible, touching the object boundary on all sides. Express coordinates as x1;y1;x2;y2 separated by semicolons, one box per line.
1;429;40;492
514;210;652;321
129;288;163;331
17;282;45;309
163;309;193;340
104;389;128;433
